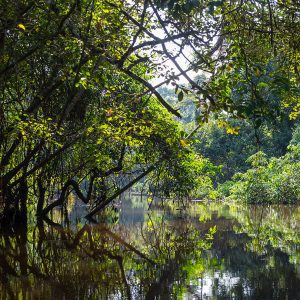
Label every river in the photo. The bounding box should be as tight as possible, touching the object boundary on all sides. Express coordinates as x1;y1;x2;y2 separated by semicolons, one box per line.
0;195;299;299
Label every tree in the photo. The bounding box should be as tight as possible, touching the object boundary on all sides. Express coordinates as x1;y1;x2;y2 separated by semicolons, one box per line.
0;0;215;221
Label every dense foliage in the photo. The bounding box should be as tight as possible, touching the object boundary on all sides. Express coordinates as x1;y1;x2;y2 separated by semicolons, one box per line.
219;142;300;204
194;116;294;182
0;0;216;220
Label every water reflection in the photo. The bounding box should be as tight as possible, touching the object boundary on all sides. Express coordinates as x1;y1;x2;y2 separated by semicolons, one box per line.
0;197;300;299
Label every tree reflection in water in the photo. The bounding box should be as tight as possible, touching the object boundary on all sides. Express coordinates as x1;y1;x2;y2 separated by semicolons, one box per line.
0;204;212;299
0;200;300;299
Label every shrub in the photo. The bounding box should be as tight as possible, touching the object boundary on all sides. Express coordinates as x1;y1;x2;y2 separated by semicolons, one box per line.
223;145;300;204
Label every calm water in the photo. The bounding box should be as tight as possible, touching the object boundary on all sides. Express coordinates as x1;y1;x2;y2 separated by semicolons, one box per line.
0;196;300;299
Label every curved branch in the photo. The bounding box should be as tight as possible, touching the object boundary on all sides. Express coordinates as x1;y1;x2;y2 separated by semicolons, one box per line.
85;165;155;219
41;175;95;216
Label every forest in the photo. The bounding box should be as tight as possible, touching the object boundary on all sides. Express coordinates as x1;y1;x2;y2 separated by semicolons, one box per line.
0;0;300;299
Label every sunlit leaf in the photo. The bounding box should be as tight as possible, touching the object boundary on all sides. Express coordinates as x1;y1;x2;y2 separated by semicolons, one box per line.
17;23;26;31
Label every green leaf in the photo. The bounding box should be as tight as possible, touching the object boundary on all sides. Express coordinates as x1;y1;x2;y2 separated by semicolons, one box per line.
257;82;269;88
178;90;184;102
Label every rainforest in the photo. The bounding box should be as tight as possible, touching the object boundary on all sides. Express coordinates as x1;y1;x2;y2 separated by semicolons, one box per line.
0;0;300;299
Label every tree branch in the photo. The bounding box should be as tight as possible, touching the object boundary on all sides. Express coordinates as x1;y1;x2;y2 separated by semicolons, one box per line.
121;68;181;118
85;165;155;219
